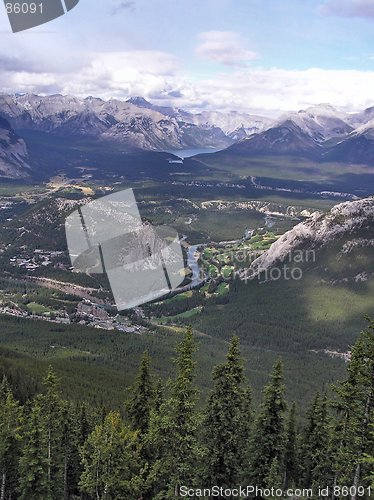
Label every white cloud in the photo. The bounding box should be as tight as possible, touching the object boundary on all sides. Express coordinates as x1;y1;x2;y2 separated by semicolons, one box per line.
0;51;181;98
320;0;374;19
186;67;374;115
196;31;258;66
1;49;374;116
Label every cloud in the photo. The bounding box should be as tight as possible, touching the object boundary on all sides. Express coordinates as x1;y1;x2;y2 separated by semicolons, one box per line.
165;90;184;98
111;1;135;15
196;31;258;66
1;48;374;116
0;55;39;73
185;67;374;115
320;0;374;19
0;50;181;100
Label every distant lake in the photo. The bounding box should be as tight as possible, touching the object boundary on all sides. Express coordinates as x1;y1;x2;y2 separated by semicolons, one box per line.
167;147;225;159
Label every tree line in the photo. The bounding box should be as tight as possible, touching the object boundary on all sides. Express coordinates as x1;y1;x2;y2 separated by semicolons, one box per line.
0;321;373;499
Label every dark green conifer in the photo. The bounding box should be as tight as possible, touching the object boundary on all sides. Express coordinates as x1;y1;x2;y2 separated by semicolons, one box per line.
249;359;286;486
145;327;201;498
0;377;23;500
204;336;251;486
126;351;155;434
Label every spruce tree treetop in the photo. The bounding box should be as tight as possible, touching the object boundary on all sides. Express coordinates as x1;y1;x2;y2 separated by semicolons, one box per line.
126;351;155;434
0;376;23;500
332;319;374;493
204;335;250;487
301;393;332;490
226;335;244;383
250;358;286;487
144;327;201;498
283;402;298;489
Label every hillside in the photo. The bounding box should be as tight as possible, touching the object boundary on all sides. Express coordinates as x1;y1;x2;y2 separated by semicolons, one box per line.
0;116;31;179
245;195;374;278
184;196;374;353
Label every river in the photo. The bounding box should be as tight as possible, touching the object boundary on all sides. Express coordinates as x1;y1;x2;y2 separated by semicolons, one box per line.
187;244;204;287
167;147;225;159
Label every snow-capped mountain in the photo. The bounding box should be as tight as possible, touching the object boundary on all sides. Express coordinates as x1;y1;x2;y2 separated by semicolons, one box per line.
2;95;374;165
241;195;374;279
346;106;374;127
326;117;374;163
191;110;272;136
223;103;374;164
274;104;353;142
0;94;233;151
0;116;31;179
125;98;272;136
0;93;275;152
224;119;323;159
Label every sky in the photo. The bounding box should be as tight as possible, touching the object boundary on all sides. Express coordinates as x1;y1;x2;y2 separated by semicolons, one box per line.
1;0;374;116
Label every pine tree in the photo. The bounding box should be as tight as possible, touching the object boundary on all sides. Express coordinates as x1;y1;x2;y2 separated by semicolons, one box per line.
204;336;251;486
79;411;142;500
18;403;51;500
300;394;332;492
78;404;91;445
283;402;298;488
145;327;201;498
362;424;374;489
249;359;286;486
126;351;155;434
35;367;65;499
59;400;83;499
265;457;283;498
0;377;23;500
20;367;81;499
153;378;164;409
331;320;374;499
76;404;93;500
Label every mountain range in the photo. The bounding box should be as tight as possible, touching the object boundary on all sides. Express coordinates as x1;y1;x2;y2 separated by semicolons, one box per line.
0;93;264;152
1;94;374;178
226;103;374;163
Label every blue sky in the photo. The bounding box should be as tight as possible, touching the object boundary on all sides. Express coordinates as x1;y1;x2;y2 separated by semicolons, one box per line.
1;0;374;115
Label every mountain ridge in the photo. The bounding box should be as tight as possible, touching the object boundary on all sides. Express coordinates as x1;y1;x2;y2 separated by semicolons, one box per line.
0;93;272;153
3;94;374;175
221;103;374;165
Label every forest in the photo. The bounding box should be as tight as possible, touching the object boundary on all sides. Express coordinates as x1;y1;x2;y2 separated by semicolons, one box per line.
0;320;373;500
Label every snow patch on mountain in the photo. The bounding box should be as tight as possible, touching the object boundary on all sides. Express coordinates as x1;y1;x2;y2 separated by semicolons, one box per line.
0;94;274;152
275;104;353;142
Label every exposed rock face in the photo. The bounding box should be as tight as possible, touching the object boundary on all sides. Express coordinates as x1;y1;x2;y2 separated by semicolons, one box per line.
242;196;374;277
3;94;374;164
0;116;30;178
0;94;233;151
221;103;374;165
226;119;323;159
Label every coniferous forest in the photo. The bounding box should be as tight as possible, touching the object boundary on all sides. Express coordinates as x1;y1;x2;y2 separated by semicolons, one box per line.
0;321;373;500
